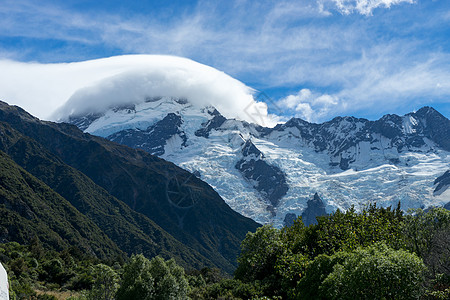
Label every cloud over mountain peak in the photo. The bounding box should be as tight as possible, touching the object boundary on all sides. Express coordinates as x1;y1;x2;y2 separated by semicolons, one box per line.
0;55;279;127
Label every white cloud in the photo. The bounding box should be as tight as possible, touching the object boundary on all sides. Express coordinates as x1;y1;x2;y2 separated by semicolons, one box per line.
328;0;415;15
277;88;341;122
0;55;279;127
278;89;313;109
294;103;315;121
314;94;339;106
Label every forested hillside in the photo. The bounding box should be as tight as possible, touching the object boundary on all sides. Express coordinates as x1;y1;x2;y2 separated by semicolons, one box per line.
0;120;214;270
0;101;259;273
0;151;121;259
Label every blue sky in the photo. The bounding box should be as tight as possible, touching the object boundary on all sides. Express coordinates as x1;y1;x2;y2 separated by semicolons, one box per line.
0;0;449;123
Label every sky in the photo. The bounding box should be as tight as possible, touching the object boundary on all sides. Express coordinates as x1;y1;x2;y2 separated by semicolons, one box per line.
0;0;449;124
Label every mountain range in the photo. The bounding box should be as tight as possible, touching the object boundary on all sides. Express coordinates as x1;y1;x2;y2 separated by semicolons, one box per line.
64;97;450;226
1;91;448;272
0;101;259;273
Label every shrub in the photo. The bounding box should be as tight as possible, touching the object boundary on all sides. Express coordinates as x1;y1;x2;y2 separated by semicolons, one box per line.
320;243;426;300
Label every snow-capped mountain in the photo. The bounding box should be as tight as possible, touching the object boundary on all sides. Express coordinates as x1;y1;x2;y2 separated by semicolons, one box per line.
65;97;450;226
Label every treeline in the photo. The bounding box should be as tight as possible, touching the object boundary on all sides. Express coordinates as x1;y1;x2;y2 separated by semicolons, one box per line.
2;205;450;299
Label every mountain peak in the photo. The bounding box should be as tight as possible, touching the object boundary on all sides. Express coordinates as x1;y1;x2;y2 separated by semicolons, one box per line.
46;55;275;126
415;106;441;117
0;100;40;123
409;106;449;124
409;106;450;151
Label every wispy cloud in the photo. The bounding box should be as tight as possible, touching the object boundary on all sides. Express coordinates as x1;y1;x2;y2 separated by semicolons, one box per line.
279;44;450;120
325;0;415;15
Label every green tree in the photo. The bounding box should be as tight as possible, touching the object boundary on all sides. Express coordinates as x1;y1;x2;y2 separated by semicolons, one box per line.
319;243;426;300
41;258;64;284
86;264;119;300
199;278;261;300
296;251;350;300
148;256;189;300
116;254;188;300
403;208;450;277
116;254;155;300
297;204;404;257
235;225;283;282
234;225;285;297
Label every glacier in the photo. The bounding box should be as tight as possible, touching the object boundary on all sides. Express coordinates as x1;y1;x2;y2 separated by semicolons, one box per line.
62;96;450;227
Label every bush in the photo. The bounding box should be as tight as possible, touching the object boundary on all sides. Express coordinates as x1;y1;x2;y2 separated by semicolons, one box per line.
235;225;283;283
403;208;450;277
116;254;155;300
319;243;426;300
86;264;119;300
116;254;188;300
297;251;350;300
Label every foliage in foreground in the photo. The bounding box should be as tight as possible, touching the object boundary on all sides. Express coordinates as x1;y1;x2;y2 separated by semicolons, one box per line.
231;205;449;299
116;254;188;300
2;205;449;299
316;243;425;299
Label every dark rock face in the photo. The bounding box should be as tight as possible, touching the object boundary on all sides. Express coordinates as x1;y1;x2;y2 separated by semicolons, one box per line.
235;140;288;208
112;103;136;113
283;213;297;227
371;114;404;140
413;106;450;151
265;106;450;170
301;193;327;226
434;170;450;196
68;112;104;131
445;202;450;210
195;108;227;138
241;139;262;157
68;104;137;131
108;113;187;156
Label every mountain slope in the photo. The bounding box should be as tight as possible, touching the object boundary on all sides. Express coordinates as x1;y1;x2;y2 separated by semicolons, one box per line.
0;150;122;259
0;101;259;272
0;121;213;269
64;98;450;226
